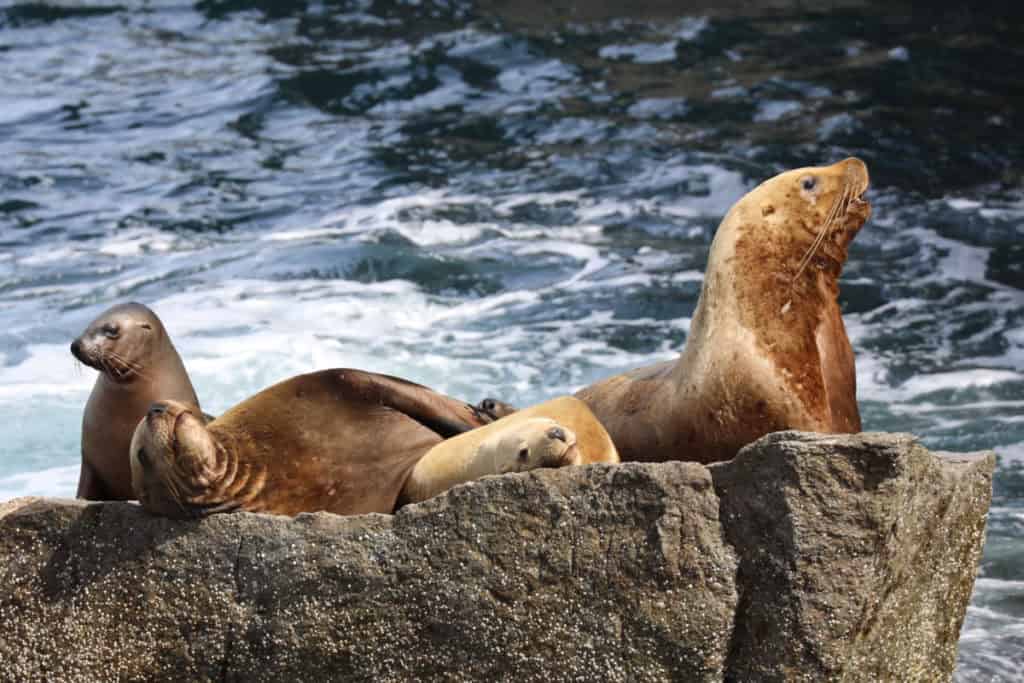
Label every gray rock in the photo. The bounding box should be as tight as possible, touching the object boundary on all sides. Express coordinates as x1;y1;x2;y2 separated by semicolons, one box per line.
0;432;993;682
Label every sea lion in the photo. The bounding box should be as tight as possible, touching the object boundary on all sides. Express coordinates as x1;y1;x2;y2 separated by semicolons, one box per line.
130;377;614;518
71;302;202;500
576;157;871;463
400;418;581;504
129;368;497;518
399;396;619;505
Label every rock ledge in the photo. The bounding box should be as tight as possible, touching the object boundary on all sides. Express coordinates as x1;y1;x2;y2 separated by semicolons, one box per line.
0;431;994;682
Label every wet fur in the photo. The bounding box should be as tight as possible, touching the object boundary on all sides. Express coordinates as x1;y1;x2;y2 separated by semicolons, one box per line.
577;159;870;463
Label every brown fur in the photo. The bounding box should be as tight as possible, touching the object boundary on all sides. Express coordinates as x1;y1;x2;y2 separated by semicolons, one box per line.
72;303;201;500
401;400;618;505
577;158;870;463
130;369;494;518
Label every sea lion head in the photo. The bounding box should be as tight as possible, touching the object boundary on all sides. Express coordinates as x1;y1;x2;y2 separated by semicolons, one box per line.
71;302;167;384
731;157;871;279
480;417;581;474
130;400;230;518
476;397;518;421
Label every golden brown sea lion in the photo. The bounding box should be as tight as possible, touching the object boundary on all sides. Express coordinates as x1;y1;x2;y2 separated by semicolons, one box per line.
399;396;619;505
71;302;202;500
129;368;500;518
576;157;871;463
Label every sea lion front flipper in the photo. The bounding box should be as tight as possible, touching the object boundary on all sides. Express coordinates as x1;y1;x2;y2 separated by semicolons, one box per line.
336;369;491;438
75;458;107;500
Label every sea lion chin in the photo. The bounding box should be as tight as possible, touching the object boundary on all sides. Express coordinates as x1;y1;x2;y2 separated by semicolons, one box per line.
577;157;871;464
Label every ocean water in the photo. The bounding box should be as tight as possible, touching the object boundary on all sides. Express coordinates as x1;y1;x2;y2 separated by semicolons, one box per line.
1;1;1022;677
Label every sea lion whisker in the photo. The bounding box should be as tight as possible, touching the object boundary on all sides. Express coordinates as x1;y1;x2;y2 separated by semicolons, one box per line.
158;469;189;517
792;182;851;285
105;349;143;373
98;351;132;380
796;188;843;276
106;350;153;382
96;355;120;379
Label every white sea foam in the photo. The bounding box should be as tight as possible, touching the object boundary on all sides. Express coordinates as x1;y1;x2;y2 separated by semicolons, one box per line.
672;17;708;41
599;42;678;64
897;369;1021;398
0;465;80;501
946;198;984;211
754;100;802;122
98;227;179;256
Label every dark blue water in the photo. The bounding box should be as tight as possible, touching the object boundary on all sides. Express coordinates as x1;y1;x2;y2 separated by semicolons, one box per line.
1;2;1022;677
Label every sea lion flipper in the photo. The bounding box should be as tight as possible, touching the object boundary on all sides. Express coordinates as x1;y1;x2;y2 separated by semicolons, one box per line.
75;458;106;500
337;369;490;438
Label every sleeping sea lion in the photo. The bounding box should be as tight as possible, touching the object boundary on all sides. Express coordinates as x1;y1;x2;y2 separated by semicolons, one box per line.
129;368;496;518
71;302;202;500
576;157;871;463
399;396;619;505
129;375;614;518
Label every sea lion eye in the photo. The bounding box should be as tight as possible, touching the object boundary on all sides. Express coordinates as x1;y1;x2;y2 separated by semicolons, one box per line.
140;323;152;330
137;448;149;467
801;176;818;192
101;323;120;339
517;447;529;461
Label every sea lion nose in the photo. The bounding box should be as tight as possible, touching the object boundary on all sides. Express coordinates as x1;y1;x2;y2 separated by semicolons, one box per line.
70;339;82;358
148;402;168;418
547;427;566;442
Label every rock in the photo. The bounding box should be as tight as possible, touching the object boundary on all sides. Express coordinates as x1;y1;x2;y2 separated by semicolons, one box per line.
0;432;993;682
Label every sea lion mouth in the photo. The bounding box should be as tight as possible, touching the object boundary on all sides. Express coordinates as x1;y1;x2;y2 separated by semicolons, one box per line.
106;361;135;382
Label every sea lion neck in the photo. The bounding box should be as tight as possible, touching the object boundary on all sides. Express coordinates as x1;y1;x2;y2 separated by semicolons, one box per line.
671;211;844;424
189;425;266;512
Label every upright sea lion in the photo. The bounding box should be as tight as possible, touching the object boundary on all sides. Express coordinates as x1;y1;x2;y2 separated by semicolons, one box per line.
576;157;871;463
399;396;619;505
71;302;201;500
130;376;614;518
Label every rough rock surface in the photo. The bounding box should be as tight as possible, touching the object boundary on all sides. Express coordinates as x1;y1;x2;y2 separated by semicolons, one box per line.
0;432;993;682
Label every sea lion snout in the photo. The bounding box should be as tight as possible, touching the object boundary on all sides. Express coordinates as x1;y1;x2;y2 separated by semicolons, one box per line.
70;338;85;363
837;156;869;193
